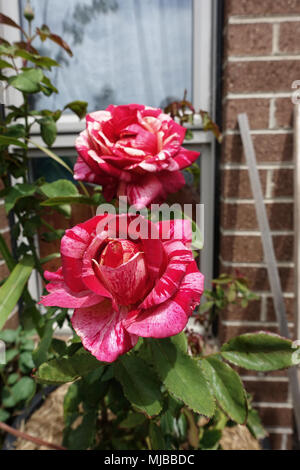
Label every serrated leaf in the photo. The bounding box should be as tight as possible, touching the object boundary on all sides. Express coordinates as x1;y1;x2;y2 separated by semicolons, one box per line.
221;332;300;371
36;349;103;384
150;338;215;417
201;355;247;424
114;355;162;418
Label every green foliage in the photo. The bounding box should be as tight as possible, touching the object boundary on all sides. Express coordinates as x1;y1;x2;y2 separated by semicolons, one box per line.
149;338;215;417
221;332;300;371
0;328;36;424
200;355;247;424
0;256;34;330
114;355;162;418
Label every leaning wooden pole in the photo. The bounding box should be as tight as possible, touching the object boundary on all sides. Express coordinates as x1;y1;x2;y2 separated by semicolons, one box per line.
238;113;300;442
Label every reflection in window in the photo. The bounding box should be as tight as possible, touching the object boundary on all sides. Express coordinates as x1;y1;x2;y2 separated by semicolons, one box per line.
20;0;193;112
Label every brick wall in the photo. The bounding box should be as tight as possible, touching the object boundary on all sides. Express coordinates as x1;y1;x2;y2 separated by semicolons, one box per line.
220;0;300;450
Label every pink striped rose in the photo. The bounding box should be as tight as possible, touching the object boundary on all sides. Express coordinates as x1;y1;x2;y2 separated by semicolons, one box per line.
74;104;199;208
40;214;204;362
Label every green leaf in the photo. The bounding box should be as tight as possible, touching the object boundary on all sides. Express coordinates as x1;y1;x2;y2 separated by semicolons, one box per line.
32;319;54;367
8;68;43;93
0;255;34;330
247;407;267;440
7;373;19;385
221;332;300;371
0;409;10;422
149;422;166;450
114;355;162;418
0;135;26;148
40;179;78;199
3;377;36;407
39;117;57;147
5;183;36;213
36;349;103;384
64;101;88;120
0;328;19;343
149;338;215;417
0;58;13;69
199;429;222;450
19;351;35;373
170;332;188;353
119;412;146;429
201;356;247;424
0;233;13;270
65;410;97;450
40;195;96;206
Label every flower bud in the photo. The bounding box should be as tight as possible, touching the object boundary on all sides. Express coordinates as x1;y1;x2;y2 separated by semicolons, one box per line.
24;1;34;22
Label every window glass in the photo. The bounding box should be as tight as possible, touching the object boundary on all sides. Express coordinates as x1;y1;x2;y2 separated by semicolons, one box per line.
20;0;193;112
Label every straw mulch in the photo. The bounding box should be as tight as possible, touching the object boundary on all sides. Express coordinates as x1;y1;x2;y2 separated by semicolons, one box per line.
14;385;260;450
15;385;68;450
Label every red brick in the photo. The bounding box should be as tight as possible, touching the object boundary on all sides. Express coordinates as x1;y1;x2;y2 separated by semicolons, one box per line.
222;134;293;163
221;299;261;321
267;297;295;322
225;24;273;57
221;169;267;198
0;263;9;281
223;99;270;130
275;98;293;129
226;0;300;16
279;22;300;54
221;202;293;231
244;381;288;403
256;407;293;427
271;169;294;197
219;262;295;293
220;234;293;263
0;204;9;230
224;61;300;94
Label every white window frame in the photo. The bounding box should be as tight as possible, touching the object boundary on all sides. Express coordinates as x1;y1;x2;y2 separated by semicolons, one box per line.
1;0;218;290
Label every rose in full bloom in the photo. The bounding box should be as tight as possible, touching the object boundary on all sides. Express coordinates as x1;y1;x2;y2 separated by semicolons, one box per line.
74;104;199;208
40;214;204;362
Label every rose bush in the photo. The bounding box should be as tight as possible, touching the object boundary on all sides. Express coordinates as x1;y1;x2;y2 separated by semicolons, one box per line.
74;104;200;208
40;214;204;362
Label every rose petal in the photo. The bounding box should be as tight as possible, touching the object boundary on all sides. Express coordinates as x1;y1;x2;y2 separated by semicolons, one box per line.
72;300;138;362
40;279;103;308
125;262;204;338
140;240;193;310
95;252;147;306
157;219;193;246
60;216;104;292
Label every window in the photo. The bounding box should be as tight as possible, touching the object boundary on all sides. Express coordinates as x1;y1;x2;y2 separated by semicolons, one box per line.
1;0;218;294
